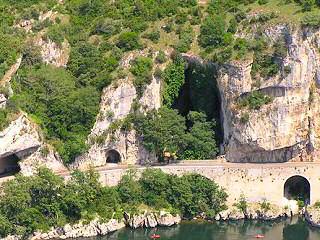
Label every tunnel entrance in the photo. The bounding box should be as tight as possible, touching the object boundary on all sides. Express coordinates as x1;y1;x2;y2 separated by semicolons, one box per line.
284;176;310;205
106;149;121;163
0;154;21;176
172;60;222;144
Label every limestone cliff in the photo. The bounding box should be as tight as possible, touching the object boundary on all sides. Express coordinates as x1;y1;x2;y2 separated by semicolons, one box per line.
0;115;67;175
218;26;320;162
70;48;169;169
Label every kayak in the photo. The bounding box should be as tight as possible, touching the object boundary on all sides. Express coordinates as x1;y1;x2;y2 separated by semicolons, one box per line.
255;235;265;238
150;234;160;238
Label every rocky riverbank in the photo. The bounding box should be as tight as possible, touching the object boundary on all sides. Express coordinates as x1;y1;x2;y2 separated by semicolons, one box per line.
0;202;298;240
215;203;293;221
1;211;181;240
305;207;320;228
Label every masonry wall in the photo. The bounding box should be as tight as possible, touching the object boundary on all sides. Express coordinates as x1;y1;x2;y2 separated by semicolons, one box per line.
97;163;320;206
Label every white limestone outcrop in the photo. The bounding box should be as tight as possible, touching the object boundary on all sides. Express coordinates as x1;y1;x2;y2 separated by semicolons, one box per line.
218;27;320;162
71;49;170;169
0;115;41;161
0;115;67;176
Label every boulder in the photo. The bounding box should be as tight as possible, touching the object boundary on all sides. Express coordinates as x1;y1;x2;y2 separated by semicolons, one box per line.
157;211;181;226
128;214;145;229
145;214;157;228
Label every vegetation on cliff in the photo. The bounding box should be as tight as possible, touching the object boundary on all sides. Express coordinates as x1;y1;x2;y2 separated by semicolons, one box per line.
0;167;227;238
1;0;319;163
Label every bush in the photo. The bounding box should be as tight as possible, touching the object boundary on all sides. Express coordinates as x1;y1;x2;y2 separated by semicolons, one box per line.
240;112;249;124
116;32;141;51
162;58;185;106
238;91;273;110
199;16;226;48
142;30;160;43
258;0;269;4
154;66;163;79
234;194;248;213
260;199;271;212
156;50;167;64
301;14;320;27
175;25;193;53
130;57;153;97
314;201;320;209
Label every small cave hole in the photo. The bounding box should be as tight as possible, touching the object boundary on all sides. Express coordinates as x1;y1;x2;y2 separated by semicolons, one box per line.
106;150;121;164
0;154;21;177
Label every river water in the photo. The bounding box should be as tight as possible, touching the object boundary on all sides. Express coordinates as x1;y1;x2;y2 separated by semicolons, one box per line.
90;217;320;240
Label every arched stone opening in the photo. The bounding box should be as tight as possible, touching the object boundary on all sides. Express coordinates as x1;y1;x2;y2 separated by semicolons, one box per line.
106;150;121;164
0;154;21;176
284;175;310;205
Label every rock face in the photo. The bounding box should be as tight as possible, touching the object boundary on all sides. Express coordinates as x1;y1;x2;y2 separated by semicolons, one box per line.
305;208;320;228
215;203;289;221
29;218;125;240
126;211;181;229
71;49;169;169
0;115;41;161
36;38;70;67
0;114;67;176
0;94;6;109
19;148;66;176
218;27;320;162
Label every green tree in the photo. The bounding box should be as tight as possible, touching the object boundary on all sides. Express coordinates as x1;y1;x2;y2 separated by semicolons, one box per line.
199;16;226;48
162;58;185;107
116;32;141;51
130;57;153;97
134;107;187;158
181;112;218;160
117;169;142;204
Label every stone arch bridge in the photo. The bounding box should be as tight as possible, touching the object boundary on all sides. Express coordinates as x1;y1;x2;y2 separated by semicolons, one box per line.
88;161;320;206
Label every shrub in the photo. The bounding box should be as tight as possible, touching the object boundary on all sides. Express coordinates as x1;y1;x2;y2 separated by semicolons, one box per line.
284;65;291;75
175;25;193;53
162;58;185;106
156;50;167;64
238;91;273;110
240;112;249;124
260;199;271;212
199;16;226;48
116;32;141;51
273;38;288;58
258;0;269;4
314;201;320;209
154;66;163;79
301;14;320;27
130;57;153;97
234;194;248;213
142;30;161;43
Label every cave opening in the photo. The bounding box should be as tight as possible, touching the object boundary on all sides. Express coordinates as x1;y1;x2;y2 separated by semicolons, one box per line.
0;154;21;177
172;60;223;147
284;175;310;205
106;149;121;164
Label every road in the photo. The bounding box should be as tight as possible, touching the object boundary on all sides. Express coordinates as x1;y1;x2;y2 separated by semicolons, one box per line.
57;160;320;177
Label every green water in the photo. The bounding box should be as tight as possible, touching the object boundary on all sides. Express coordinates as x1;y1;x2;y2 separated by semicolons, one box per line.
92;217;320;240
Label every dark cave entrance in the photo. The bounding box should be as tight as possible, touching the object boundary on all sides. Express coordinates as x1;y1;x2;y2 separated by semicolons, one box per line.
0;154;21;176
284;176;310;205
172;60;223;146
106;149;121;164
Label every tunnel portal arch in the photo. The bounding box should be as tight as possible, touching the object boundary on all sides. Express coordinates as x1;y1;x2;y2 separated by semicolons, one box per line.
284;175;310;205
106;149;121;164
